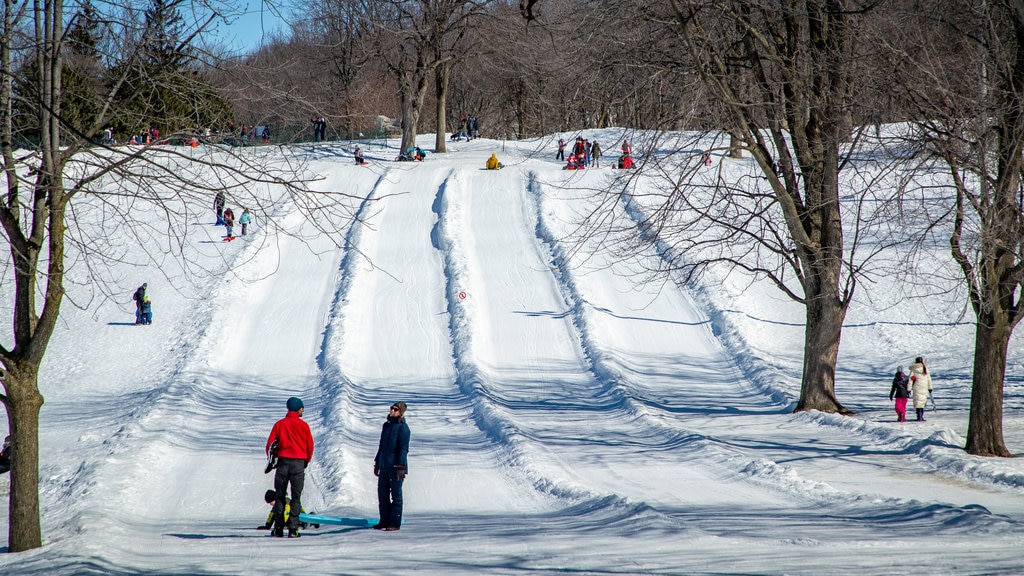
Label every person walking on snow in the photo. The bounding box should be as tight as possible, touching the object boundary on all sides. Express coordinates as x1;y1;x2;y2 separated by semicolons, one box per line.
908;357;932;421
556;138;566;160
374;402;410;531
214;191;226;225
590;141;602;167
266;397;314;537
223;208;235;239
239;208;252;236
889;366;910;422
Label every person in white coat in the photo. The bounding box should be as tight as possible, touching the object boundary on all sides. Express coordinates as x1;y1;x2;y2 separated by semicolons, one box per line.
908;356;932;421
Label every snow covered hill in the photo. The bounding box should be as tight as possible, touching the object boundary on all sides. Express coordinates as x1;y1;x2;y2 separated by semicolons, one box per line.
1;133;1024;575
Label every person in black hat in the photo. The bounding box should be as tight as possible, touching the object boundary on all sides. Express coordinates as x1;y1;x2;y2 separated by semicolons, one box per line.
266;397;314;537
373;401;410;531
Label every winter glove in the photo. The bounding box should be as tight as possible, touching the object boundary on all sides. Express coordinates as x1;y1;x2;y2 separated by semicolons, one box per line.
395;465;407;480
304;460;309;469
373;463;379;477
257;525;270;530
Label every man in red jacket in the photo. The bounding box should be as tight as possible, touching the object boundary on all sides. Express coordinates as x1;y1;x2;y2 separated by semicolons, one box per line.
266;397;314;537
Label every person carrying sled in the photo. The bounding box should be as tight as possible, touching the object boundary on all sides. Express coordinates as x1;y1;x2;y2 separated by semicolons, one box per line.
266;397;315;537
889;366;910;422
373;402;410;531
486;153;503;170
908;357;933;421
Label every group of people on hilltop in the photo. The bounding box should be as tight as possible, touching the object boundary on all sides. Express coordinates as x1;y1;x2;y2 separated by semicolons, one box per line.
889;357;934;422
264;397;410;538
101;127;161;146
453;114;480;141
240;124;271;145
559;136;597;170
400;146;427;162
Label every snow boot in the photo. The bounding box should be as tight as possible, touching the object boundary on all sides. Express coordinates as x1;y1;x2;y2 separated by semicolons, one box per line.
916;408;925;421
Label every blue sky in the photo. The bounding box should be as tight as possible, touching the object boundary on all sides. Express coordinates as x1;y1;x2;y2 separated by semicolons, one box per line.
211;0;293;53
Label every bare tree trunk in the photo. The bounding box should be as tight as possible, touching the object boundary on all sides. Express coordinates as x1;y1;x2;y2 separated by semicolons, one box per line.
398;67;429;154
3;369;43;552
966;319;1012;456
435;64;449;153
795;287;850;413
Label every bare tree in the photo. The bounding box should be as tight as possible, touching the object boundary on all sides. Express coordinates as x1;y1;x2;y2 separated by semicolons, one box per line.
0;0;360;551
636;0;887;413
896;0;1024;456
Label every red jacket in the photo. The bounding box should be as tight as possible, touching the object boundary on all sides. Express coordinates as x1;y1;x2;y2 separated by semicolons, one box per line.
267;411;314;463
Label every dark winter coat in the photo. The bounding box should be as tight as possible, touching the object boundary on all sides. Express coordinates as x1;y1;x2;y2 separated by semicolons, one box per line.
133;285;147;308
889;371;910;400
374;417;410;474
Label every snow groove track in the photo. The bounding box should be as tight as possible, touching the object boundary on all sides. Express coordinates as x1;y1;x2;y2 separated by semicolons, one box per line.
431;165;757;529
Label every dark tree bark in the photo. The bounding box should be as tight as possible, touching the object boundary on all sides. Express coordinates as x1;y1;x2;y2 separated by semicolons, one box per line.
665;0;871;414
895;0;1024;456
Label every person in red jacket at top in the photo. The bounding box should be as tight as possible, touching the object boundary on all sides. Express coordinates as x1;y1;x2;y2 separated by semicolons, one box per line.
266;397;314;537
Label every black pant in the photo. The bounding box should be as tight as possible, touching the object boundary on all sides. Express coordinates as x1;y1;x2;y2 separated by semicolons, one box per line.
273;458;305;531
377;469;404;528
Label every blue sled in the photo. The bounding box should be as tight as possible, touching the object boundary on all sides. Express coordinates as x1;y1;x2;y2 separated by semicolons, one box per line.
298;513;376;528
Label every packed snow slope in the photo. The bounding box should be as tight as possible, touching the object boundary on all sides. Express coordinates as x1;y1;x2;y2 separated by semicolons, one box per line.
2;132;1024;575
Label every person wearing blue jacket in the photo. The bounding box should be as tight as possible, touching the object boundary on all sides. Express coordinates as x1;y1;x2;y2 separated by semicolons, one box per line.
373;401;410;531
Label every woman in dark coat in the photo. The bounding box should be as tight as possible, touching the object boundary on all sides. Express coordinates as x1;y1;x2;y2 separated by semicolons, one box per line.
374;402;411;530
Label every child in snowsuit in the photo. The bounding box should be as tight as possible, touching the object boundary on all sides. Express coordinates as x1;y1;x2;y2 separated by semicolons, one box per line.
223;208;235;239
139;298;153;325
239;209;252;236
259;489;314;532
486;153;503;170
889;366;910;422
